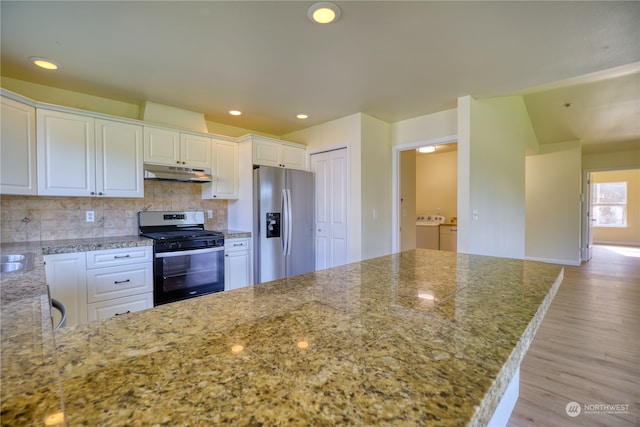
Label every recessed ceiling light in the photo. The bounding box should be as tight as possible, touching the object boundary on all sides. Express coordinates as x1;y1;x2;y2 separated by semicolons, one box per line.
29;56;60;70
308;2;341;24
418;146;436;154
229;110;242;116
296;114;309;119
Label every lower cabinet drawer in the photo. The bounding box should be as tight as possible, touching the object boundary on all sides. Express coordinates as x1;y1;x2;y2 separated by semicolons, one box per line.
225;238;250;252
86;246;153;269
86;263;153;303
87;292;153;322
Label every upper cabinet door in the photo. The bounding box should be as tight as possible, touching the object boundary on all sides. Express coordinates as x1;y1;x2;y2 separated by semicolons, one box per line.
252;139;280;167
203;138;238;199
180;133;212;169
95;119;144;198
213;139;239;198
252;137;307;170
280;144;306;170
37;109;96;196
144;127;212;169
1;96;37;195
143;126;180;165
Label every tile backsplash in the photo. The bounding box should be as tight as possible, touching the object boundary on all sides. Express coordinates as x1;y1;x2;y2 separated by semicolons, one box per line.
0;181;228;243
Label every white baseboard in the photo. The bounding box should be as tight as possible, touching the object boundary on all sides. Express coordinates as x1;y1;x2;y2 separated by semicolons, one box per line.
593;240;640;247
525;256;580;266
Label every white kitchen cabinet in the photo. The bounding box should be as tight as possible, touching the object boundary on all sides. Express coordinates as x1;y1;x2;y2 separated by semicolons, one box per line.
37;109;95;196
252;137;307;170
88;293;154;322
180;133;212;169
279;144;307;170
44;252;88;327
95;119;144;198
144;126;212;169
85;246;153;320
86;262;153;303
1;96;37;195
143;126;179;165
37;109;143;197
224;237;252;291
45;246;153;327
85;245;152;268
203;138;239;199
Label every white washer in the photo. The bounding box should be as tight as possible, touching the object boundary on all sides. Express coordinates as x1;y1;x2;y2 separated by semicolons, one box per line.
416;220;441;249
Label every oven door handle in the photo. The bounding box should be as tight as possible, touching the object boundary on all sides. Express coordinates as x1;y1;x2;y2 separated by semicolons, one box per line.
155;246;224;258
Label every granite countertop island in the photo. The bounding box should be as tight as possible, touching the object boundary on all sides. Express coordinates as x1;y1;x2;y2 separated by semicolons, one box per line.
2;246;563;426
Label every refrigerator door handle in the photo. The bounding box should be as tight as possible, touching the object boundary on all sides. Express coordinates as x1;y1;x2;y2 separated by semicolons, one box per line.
286;188;293;256
282;188;288;255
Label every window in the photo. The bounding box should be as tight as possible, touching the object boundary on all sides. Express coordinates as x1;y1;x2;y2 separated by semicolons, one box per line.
592;182;627;227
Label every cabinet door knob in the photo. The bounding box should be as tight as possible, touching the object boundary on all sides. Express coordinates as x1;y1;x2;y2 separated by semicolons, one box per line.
90;191;95;195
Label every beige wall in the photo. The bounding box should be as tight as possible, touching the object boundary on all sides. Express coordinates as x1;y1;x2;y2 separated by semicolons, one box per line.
458;95;537;259
416;149;457;222
360;114;392;259
525;141;582;265
591;169;640;246
391;108;457;146
582;145;640;170
0;181;227;242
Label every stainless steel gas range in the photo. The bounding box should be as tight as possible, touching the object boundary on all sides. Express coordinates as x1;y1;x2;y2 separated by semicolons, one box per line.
138;211;224;306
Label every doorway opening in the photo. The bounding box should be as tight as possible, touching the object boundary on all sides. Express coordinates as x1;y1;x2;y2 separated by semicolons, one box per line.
582;167;640;261
392;135;457;253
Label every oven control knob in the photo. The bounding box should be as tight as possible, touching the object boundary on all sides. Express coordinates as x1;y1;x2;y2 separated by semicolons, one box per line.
164;242;180;250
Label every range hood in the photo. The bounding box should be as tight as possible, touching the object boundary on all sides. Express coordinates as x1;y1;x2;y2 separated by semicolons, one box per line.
144;164;212;183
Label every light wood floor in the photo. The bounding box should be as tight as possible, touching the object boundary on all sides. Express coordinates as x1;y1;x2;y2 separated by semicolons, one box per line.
507;245;640;427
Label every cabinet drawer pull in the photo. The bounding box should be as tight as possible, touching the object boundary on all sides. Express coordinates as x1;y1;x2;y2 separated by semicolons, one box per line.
114;311;131;316
114;279;131;284
233;243;244;246
113;255;131;259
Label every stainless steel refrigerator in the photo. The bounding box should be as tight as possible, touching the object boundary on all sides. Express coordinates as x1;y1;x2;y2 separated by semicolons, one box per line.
253;166;315;283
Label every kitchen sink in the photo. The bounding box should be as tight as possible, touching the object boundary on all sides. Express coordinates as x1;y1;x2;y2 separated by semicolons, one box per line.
0;253;34;273
1;254;26;263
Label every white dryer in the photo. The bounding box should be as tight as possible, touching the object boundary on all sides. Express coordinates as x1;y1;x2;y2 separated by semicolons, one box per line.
416;215;444;250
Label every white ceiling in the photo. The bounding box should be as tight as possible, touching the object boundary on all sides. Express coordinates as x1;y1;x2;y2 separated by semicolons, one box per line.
1;1;639;153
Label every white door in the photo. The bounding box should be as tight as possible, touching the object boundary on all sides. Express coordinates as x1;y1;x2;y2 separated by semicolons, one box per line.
581;171;594;261
311;148;348;269
400;149;417;251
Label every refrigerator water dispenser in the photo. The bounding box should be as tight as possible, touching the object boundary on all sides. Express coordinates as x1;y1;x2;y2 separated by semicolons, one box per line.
266;212;281;238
